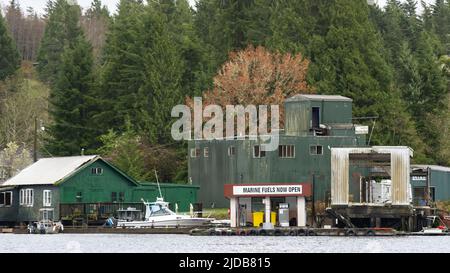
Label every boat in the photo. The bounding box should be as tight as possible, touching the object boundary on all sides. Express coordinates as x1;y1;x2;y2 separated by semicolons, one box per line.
418;216;448;234
114;197;215;228
27;220;64;234
27;208;64;234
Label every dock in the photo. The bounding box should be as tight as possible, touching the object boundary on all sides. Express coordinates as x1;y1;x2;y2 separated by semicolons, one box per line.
190;227;450;237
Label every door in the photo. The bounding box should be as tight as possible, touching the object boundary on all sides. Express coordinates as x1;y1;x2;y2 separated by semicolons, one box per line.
312;107;320;129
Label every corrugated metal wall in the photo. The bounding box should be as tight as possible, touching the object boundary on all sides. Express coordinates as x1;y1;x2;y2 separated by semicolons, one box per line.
331;149;349;205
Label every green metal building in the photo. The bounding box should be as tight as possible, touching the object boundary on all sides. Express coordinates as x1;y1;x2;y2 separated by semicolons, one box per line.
410;165;450;206
188;95;368;208
0;156;198;225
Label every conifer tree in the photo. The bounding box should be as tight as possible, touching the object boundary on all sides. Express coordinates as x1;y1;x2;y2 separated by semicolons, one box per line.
37;0;82;87
0;12;20;81
45;4;97;155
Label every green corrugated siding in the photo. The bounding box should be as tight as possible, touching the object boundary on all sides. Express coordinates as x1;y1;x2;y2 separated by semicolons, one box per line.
189;135;364;208
430;170;450;201
59;160;135;203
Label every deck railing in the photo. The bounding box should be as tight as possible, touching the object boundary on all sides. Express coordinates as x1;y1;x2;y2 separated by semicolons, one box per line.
60;202;145;221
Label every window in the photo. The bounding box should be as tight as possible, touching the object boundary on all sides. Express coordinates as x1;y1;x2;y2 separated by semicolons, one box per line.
76;192;83;202
91;167;103;175
190;148;201;158
20;189;33;207
43;190;52;207
310;145;323;155
111;192;117;202
19;189;24;205
253;145;266;158
0;191;12;207
40;209;54;221
228;146;236;156
279;145;295;158
119;192;125;202
204;147;209;158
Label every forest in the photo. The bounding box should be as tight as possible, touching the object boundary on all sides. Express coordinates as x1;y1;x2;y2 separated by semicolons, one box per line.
0;0;449;183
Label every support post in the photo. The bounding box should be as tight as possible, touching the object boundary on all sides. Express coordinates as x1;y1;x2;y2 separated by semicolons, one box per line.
230;197;237;228
263;196;273;229
297;197;306;227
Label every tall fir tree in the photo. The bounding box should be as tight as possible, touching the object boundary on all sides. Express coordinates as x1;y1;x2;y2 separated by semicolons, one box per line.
0;12;20;81
37;0;83;87
95;0;147;135
45;4;97;155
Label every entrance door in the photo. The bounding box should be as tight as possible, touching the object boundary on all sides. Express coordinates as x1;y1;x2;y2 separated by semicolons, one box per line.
312;107;320;129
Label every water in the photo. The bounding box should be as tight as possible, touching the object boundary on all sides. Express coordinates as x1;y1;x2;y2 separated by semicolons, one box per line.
1;234;450;253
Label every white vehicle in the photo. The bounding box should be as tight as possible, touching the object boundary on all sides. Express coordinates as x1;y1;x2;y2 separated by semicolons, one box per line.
116;198;215;228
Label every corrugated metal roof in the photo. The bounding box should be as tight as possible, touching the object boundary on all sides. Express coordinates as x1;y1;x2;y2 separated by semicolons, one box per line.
412;165;450;173
2;155;98;186
286;94;353;102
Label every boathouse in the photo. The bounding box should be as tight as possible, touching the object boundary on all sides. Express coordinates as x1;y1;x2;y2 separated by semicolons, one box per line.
188;94;368;208
0;156;198;226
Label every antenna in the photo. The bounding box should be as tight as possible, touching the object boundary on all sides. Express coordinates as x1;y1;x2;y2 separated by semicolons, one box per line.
154;170;163;199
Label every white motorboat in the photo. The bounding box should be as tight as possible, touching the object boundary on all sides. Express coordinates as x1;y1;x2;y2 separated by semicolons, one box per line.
28;220;64;234
116;198;215;228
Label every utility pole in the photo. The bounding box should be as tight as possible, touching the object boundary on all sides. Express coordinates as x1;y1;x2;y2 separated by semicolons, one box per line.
33;117;38;162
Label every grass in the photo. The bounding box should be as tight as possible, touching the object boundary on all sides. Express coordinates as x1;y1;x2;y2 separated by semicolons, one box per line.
202;208;229;220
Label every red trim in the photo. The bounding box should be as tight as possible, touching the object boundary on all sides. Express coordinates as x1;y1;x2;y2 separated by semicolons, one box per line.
224;183;312;198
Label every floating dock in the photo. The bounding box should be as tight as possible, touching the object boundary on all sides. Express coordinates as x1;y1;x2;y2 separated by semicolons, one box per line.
190;227;450;237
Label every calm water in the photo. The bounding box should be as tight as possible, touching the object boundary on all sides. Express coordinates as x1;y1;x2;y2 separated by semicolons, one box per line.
0;234;450;253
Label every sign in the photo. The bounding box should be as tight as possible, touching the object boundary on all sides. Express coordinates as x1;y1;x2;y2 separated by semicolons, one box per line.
412;176;427;181
355;125;369;135
224;183;312;198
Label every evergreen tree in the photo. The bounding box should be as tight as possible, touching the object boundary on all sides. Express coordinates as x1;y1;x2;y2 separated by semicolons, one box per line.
96;0;146;134
45;5;97;156
194;0;273;70
37;0;85;86
139;5;184;143
0;12;20;81
153;0;212;97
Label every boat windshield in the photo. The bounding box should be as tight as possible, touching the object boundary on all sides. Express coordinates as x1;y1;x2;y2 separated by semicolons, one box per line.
149;204;175;216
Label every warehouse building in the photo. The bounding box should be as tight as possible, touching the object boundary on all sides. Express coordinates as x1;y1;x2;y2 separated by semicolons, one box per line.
188;94;369;208
188;94;450;212
0;155;198;226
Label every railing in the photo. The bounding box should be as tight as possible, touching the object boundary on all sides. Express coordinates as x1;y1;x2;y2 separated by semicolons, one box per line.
60;203;145;221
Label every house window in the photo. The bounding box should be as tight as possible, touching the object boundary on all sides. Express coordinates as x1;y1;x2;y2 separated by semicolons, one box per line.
91;167;103;175
76;192;83;202
43;190;52;207
228;146;236;156
119;192;125;202
20;189;33;207
204;147;209;158
190;148;201;158
310;145;323;155
111;192;117;202
253;145;266;158
279;145;295;158
0;191;12;207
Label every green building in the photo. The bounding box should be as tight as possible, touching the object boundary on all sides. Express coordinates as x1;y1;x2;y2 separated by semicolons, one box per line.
411;165;450;206
188;95;368;208
0;156;198;225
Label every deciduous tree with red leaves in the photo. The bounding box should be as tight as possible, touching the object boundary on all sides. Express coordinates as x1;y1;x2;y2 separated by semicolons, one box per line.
187;45;314;128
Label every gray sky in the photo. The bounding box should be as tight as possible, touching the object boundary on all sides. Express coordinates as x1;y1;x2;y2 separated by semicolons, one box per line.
0;0;436;15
